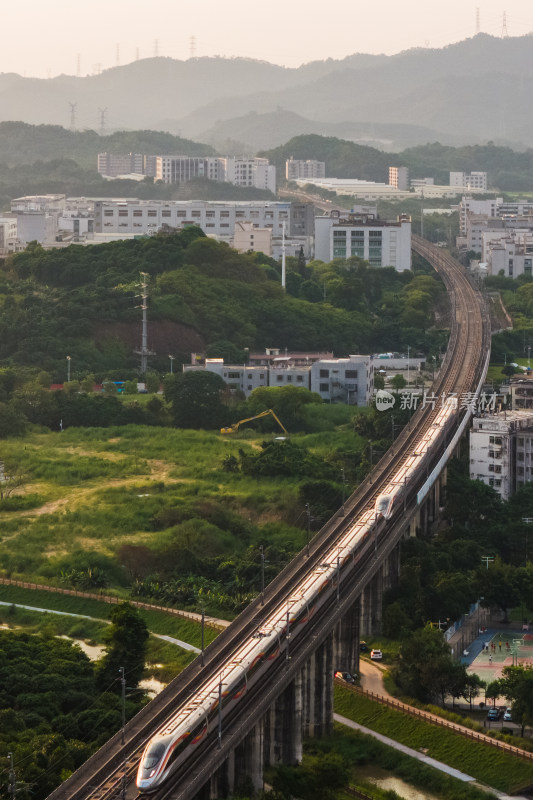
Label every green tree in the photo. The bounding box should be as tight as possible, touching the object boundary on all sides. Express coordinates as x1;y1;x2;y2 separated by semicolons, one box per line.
498;665;533;735
475;558;520;622
392;624;465;704
164;370;226;429
145;370;160;394
96;602;149;692
390;373;407;390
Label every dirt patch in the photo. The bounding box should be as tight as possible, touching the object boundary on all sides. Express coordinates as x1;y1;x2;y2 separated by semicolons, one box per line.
93;320;204;356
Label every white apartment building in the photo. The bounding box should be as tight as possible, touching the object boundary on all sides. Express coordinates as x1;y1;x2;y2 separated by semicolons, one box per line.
286;158;326;181
470;410;533;499
485;232;533;279
310;356;374;405
459;196;503;235
224;157;276;193
450;171;488;191
314;211;412;271
389;166;409;191
94;199;291;237
152;156;276;192
184;353;374;405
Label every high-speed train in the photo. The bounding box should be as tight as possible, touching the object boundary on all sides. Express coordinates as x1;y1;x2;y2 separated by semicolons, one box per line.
137;394;460;792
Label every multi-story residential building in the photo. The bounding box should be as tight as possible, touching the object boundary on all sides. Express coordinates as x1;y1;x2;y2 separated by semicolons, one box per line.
511;378;533;410
470;410;533;499
233;221;272;255
223;157;276;193
97;153;146;178
314;210;411;271
184;351;374;405
155;156;222;184
389;166;409;191
450;171;488;191
485;232;533;279
459;196;503;235
0;215;18;255
286;158;326;181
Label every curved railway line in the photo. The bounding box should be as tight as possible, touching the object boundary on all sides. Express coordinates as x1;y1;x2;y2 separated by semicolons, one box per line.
48;238;491;800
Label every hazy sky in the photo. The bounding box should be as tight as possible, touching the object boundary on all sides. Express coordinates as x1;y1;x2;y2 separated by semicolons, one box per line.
4;0;533;78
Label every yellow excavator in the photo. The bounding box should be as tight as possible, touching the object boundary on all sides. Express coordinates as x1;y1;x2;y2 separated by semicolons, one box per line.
220;408;288;435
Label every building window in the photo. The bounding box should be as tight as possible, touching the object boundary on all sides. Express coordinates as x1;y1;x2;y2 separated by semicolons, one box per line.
319;369;329;378
297;375;304;383
319;383;329;392
147;210;157;217
277;375;283;382
489;436;502;445
227;372;241;379
345;370;358;379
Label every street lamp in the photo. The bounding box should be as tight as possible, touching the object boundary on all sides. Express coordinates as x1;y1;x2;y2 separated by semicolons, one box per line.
66;355;71;383
169;355;175;374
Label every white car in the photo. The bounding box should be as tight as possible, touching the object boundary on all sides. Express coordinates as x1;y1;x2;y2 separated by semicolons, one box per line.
503;708;512;721
370;649;383;661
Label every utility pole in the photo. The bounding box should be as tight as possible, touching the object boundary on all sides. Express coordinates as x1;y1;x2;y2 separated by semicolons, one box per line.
281;221;286;290
68;101;77;132
169;355;175;374
200;605;205;666
134;273;155;375
66;355;71;383
341;467;346;515
259;545;265;606
481;555;495;569
98;107;108;136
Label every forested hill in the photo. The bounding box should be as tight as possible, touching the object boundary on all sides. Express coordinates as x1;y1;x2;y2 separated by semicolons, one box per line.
261;135;533;191
0;122;215;169
0;228;445;381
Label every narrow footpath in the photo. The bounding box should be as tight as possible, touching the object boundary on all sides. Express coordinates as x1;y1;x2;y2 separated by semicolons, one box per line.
335;713;528;800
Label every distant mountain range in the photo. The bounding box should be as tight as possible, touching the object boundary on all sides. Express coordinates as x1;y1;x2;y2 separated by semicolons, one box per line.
1;35;533;151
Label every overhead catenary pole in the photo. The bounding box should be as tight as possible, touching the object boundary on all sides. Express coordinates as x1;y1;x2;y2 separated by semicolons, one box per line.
281;221;286;290
120;667;126;744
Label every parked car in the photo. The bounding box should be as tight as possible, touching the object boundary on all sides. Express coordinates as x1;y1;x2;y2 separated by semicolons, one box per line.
334;671;355;684
487;707;501;721
503;708;512;721
370;649;383;661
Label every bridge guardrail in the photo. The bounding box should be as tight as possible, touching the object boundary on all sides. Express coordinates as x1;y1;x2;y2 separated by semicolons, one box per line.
0;576;227;631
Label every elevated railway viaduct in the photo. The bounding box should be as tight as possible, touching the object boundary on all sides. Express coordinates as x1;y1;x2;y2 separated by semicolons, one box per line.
47;238;491;800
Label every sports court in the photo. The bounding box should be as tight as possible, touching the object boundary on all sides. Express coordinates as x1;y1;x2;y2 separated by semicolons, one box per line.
463;628;533;681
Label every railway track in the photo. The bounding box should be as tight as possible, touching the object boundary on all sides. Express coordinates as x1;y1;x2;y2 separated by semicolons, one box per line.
47;239;490;800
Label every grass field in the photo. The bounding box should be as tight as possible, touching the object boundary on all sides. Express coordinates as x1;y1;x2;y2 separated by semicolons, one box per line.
0;423;365;597
334;686;533;794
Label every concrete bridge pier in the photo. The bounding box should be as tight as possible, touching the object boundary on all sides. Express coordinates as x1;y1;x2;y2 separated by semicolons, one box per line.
233;721;264;794
360;569;381;637
208;751;234;799
333;599;360;675
300;633;334;739
265;670;303;767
